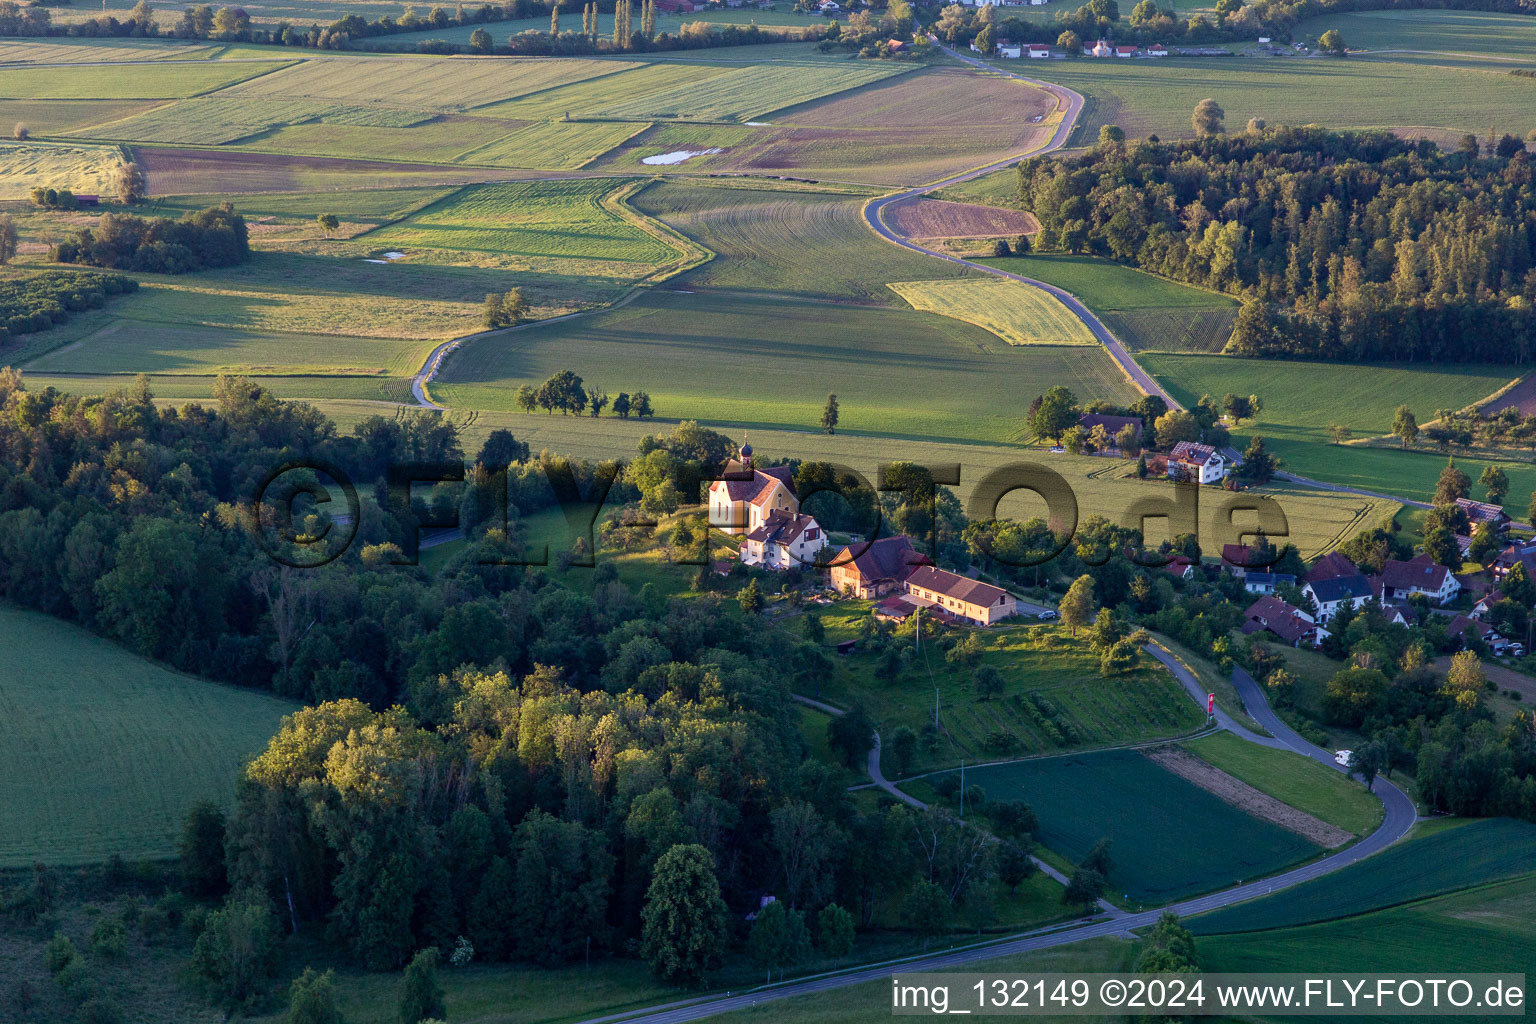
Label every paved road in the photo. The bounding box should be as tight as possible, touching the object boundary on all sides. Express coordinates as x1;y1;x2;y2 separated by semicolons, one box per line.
861;40;1181;409
619;653;1418;1024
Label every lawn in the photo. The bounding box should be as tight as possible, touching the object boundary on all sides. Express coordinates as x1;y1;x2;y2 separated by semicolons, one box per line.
0;604;296;867
944;748;1323;903
812;623;1202;774
887;278;1099;347
364;179;686;264
1197;871;1536;989
1139;352;1522;501
1016;53;1536;146
976;254;1239;353
430;289;1141;442
1187;817;1536;934
1182;731;1383;836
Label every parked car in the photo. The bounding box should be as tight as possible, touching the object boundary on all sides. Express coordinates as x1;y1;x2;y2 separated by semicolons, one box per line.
1049;445;1065;453
1509;643;1526;657
1334;749;1354;767
1037;609;1058;620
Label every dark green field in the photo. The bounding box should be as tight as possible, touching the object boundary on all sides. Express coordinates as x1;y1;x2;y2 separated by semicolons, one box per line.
944;748;1323;904
1189;818;1536;935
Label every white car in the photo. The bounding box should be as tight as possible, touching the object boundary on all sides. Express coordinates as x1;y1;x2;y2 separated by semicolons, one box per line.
1049;445;1065;454
1037;609;1058;620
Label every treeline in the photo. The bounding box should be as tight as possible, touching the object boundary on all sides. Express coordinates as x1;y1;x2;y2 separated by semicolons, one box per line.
416;19;827;57
1019;125;1536;364
512;368;654;418
0;271;137;342
52;204;249;275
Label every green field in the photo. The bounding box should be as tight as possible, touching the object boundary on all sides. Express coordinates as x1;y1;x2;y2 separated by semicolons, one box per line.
450;118;646;168
0;60;289;99
0;604;296;867
365;178;684;263
888;278;1098;347
815;625;1202;775
1183;731;1383;835
1293;8;1536;62
948;748;1323;903
597;61;906;122
976;254;1239;353
1189;817;1536;934
1018;52;1536;146
468;61;727;120
1140;352;1522;501
432;288;1140;441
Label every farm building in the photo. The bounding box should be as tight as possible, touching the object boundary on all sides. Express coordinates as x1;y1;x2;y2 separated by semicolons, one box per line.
1167;441;1229;484
1027;43;1051;57
1221;542;1275;577
654;0;696;10
1242;595;1323;648
828;534;928;599
1455;497;1509;535
1376;554;1461;605
740;510;828;571
707;439;799;536
902;566;1018;626
1302;574;1371;624
996;41;1022;57
1146;42;1168;55
1115;44;1136;56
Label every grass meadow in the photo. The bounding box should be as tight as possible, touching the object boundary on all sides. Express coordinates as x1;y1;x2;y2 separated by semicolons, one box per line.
810;623;1203;775
0;604;295;867
976;254;1240;353
0;60;291;99
1188;817;1536;934
1183;731;1383;835
887;278;1099;347
946;748;1324;904
1139;352;1522;501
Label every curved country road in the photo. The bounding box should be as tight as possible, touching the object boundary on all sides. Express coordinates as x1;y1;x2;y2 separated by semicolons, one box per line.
862;40;1180;409
579;648;1416;1024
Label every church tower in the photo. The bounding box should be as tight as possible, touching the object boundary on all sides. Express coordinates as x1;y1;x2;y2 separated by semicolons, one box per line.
739;435;752;470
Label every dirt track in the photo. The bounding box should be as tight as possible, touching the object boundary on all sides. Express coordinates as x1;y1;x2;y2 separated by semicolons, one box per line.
1146;746;1353;849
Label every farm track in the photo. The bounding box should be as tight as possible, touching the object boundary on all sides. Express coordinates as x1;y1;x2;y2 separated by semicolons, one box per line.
581;652;1415;1024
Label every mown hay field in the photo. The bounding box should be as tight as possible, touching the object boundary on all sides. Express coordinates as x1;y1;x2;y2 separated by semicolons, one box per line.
0;37;222;62
0;141;124;198
0;60;290;99
888;278;1098;346
432;288;1141;441
951;748;1323;903
222;54;635;110
230;114;526;166
75;96;433;146
1291;8;1536;62
885;197;1037;239
1189;818;1536;934
595;61;908;122
134;147;540;195
469;61;728;120
450;119;647;169
0;98;164;137
1182;731;1382;836
0;604;296;867
365;178;685;263
24;372;419;404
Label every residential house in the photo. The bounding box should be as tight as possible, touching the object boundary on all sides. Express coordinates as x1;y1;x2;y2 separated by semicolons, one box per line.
1242;595;1323;648
996;40;1022;57
1243;571;1296;595
1167;441;1228;484
1027;42;1051;56
1365;577;1417;625
1221;542;1276;578
1455;497;1510;536
828;535;928;599
1146;42;1168;55
1163;554;1196;580
1304;551;1359;584
1302;574;1372;624
1378;554;1461;605
1491;540;1536;581
1077;412;1142;451
902;566;1018;626
1472;590;1508;620
1448;614;1504;651
1114;44;1136;56
707;439;798;535
740;510;827;571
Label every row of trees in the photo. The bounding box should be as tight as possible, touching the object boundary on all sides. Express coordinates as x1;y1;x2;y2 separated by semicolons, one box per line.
513;369;655;418
1019;124;1536;364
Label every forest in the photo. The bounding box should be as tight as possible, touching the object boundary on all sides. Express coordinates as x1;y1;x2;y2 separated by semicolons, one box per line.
1018;125;1536;363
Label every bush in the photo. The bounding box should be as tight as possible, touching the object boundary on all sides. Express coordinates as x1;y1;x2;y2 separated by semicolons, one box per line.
90;917;128;958
43;932;76;974
54;959;98;1003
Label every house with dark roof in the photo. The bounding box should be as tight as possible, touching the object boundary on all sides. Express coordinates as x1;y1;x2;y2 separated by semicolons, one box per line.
1243;571;1296;595
1302;574;1371;623
1242;595;1323;647
706;439;798;536
1379;554;1461;605
1167;441;1229;484
1472;590;1508;620
1221;542;1277;577
1455;497;1510;536
1305;551;1359;583
828;535;928;599
1448;614;1503;650
1077;412;1142;451
1492;541;1536;581
903;566;1018;626
741;510;827;571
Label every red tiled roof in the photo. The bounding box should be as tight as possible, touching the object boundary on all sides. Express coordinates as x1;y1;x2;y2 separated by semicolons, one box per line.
744;509;819;546
1305;551;1359;583
905;566;1012;608
714;462;796;505
1381;554;1453;592
1243;595;1315;644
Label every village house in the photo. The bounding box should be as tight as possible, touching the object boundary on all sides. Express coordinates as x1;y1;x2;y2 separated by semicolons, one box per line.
1492;540;1536;581
1027;42;1051;57
1146;42;1168;55
1167;441;1228;484
996;39;1022;58
1302;574;1372;624
707;439;798;535
1163;554;1196;580
1241;594;1324;648
902;566;1018;626
1455;497;1510;536
1304;551;1359;584
1472;590;1508;619
1114;43;1136;56
1077;412;1142;451
1243;571;1295;595
1376;554;1461;605
1221;542;1277;578
828;534;927;599
1448;614;1504;651
740;509;827;571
